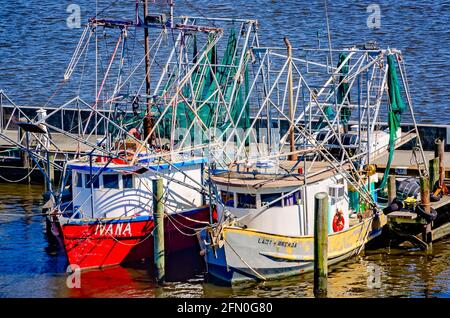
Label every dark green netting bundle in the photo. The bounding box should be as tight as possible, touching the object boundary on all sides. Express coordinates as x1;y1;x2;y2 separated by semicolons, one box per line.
317;52;350;129
379;54;406;192
146;30;250;146
337;52;351;124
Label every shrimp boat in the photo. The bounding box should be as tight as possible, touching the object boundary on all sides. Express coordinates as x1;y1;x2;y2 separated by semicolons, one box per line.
41;1;260;270
200;40;427;283
50;153;210;270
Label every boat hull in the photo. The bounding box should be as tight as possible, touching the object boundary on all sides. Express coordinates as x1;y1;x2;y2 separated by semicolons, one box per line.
203;213;386;284
58;206;210;270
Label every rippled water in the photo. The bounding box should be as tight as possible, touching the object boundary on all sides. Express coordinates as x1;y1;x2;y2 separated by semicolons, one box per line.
0;183;448;298
0;1;449;123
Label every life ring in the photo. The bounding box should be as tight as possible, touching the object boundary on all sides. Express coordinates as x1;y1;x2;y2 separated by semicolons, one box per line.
332;209;345;232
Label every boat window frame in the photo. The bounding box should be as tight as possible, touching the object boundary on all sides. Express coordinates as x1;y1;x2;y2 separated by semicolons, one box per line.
74;171;83;188
283;190;302;206
85;173;100;189
122;174;134;189
103;173;120;189
220;190;235;208
236;192;258;209
260;192;284;208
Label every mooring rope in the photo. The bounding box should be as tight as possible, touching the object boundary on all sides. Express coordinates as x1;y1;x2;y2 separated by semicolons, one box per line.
0;163;38;183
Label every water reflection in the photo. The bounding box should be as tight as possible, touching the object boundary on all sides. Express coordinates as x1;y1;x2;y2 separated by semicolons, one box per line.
0;183;448;298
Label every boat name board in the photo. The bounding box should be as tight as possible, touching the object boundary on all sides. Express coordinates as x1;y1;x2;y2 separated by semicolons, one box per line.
94;222;133;237
258;238;297;248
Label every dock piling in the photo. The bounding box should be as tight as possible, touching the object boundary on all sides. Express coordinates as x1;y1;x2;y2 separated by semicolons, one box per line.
314;192;328;297
434;138;445;188
419;176;432;246
388;175;396;203
152;178;165;284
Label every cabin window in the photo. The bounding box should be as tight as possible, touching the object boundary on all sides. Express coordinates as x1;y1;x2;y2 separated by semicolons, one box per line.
123;174;134;189
85;173;99;189
261;193;283;207
237;193;257;209
221;191;234;207
103;174;119;189
74;172;83;188
284;191;301;206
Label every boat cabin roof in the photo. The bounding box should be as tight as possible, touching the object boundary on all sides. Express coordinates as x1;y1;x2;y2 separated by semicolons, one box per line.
67;156;207;174
211;160;350;189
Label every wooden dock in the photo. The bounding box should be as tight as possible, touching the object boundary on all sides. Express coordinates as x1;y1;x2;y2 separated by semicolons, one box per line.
0;129;101;153
373;150;450;178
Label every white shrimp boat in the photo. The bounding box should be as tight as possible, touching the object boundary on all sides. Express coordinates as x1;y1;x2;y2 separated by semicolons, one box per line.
200;41;427;284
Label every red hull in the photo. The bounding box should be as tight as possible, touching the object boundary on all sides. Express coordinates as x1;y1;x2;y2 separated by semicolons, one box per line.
60;207;210;270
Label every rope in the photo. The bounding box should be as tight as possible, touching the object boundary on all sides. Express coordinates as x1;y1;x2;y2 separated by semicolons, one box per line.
164;213;209;237
107;219;157;246
0;163;38;183
165;211;211;233
224;238;267;281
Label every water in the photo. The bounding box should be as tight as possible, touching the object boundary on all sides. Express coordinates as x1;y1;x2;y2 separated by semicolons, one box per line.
0;183;448;298
0;0;449;298
0;1;449;123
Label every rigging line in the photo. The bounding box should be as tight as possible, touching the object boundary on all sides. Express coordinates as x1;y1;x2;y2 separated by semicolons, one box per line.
93;32;123;109
111;31;164;97
93;0;121;19
324;0;333;72
76;36;91;96
43;80;67;108
181;0;219;29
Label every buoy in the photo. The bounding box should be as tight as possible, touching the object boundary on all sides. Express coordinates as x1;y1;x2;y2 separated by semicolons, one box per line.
332;209;345;232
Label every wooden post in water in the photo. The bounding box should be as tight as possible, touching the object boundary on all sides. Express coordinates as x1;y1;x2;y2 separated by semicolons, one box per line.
429;158;439;193
435;138;445;188
419;176;432;246
152;178;165;283
284;37;297;162
314;192;328;297
388;175;396;203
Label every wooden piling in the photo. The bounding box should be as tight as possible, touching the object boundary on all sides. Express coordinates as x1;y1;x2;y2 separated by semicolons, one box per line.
419;176;432;246
152;178;165;283
434;138;445;188
314;192;328;297
388;175;396;203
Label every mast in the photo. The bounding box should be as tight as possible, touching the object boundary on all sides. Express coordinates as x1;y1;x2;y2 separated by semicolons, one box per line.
143;0;154;146
284;37;297;161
